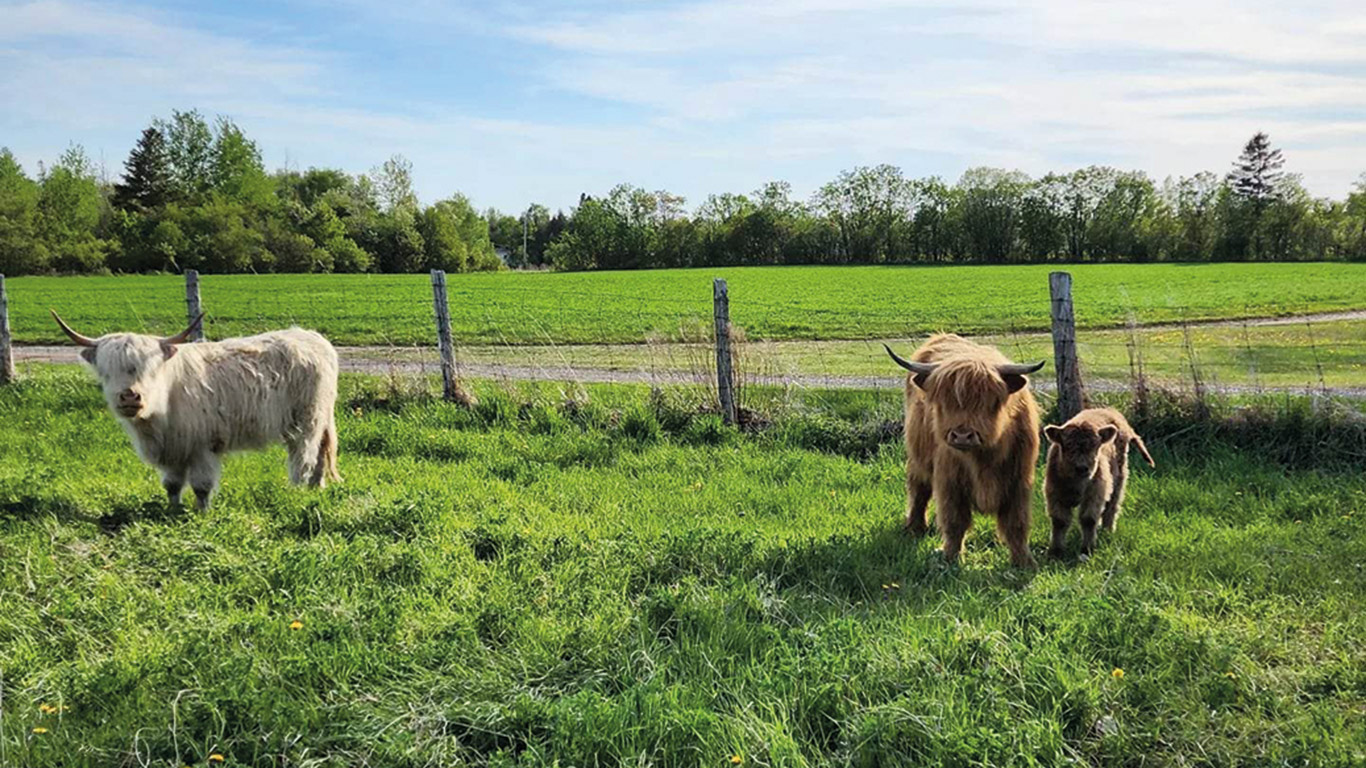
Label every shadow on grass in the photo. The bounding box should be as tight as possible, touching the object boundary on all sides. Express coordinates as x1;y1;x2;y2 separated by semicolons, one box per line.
0;490;188;535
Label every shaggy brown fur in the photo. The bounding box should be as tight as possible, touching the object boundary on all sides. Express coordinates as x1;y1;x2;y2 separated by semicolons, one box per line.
892;334;1043;568
1043;407;1155;559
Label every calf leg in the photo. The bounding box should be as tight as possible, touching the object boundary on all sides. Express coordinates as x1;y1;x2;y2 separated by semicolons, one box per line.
187;454;222;511
1101;446;1129;532
286;431;323;487
1078;484;1108;558
905;479;932;536
1047;498;1073;559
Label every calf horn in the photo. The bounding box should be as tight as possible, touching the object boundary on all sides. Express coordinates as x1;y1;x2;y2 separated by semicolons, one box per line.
997;361;1046;376
884;344;938;375
162;313;205;345
50;310;97;347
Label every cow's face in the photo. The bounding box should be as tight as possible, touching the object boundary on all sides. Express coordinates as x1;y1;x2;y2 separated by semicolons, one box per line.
51;311;201;421
920;360;1029;452
84;334;180;420
1044;423;1117;476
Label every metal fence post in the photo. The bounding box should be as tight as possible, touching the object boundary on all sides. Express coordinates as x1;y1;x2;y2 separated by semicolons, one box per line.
713;278;737;425
1049;271;1084;420
430;269;460;402
184;269;205;341
0;275;14;384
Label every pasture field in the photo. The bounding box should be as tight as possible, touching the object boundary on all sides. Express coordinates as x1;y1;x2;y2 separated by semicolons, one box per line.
7;262;1366;346
2;368;1364;767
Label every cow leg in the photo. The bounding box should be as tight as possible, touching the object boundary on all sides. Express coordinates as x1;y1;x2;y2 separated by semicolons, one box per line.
905;480;932;536
286;432;322;487
187;454;222;511
161;470;185;509
933;475;973;564
1102;445;1129;532
1047;498;1073;559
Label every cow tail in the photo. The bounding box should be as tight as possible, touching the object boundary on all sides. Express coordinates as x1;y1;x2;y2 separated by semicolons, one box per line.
1132;433;1156;468
320;419;341;484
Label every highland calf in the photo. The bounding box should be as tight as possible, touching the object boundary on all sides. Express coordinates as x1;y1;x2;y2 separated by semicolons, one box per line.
1043;407;1155;560
53;312;340;510
885;334;1045;568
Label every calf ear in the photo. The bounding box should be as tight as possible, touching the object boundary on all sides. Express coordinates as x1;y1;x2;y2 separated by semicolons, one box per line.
80;347;97;365
1043;425;1062;443
1002;373;1030;394
1098;425;1118;443
160;341;179;360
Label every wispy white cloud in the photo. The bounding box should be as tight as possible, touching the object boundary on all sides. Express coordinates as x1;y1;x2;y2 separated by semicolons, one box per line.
2;0;1364;210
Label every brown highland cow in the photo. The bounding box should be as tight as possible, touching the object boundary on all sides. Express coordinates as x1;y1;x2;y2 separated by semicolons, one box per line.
1043;407;1155;559
885;334;1045;568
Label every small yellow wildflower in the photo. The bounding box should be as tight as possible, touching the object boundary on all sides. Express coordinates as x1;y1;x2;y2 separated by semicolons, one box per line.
39;703;55;714
1111;668;1125;680
730;756;743;765
881;584;890;590
1224;671;1236;679
289;620;303;630
209;755;225;763
32;727;48;734
891;582;900;589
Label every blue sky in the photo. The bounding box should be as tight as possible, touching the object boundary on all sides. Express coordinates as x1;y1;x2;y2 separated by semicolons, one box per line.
2;0;1364;212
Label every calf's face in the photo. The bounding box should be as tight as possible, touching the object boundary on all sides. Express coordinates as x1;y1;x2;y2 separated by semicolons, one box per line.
1044;423;1117;476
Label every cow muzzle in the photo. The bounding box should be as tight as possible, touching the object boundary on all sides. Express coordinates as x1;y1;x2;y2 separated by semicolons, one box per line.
946;428;981;451
116;389;143;418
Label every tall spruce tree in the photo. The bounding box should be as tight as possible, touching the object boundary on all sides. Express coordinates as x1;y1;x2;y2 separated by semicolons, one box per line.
112;127;173;212
1228;132;1285;205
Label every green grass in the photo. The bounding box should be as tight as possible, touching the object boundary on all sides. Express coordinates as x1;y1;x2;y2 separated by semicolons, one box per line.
8;263;1366;346
2;368;1364;766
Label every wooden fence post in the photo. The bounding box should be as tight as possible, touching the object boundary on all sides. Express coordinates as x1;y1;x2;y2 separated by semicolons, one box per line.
713;278;737;425
430;269;460;402
184;269;205;341
1049;271;1084;420
0;275;14;384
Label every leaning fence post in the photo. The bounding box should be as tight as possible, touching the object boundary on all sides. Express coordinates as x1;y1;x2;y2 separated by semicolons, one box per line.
430;269;461;403
1049;271;1084;420
713;278;737;425
0;275;14;384
184;269;205;341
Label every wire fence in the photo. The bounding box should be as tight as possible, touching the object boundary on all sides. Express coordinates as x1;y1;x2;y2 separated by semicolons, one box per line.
2;270;1364;418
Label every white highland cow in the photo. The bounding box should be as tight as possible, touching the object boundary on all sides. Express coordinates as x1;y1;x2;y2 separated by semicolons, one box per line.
52;311;340;510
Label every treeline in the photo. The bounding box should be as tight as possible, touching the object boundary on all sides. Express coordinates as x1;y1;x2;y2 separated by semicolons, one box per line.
510;134;1366;269
0;110;500;276
4;120;1366;276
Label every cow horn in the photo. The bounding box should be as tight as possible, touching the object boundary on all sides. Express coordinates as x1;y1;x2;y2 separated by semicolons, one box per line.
162;313;205;345
884;344;938;375
998;361;1046;376
50;310;97;347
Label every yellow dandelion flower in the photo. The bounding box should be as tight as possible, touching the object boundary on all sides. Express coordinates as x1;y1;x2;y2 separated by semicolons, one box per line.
209;755;225;763
32;727;48;734
39;703;54;714
1111;668;1125;679
289;620;303;630
730;755;743;765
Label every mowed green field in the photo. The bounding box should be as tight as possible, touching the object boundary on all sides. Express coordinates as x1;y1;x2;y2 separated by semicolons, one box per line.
7;262;1366;346
2;369;1364;766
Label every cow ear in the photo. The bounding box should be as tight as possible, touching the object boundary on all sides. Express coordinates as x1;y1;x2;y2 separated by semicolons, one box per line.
80;346;97;365
1098;425;1118;443
161;341;178;360
1043;425;1062;443
1002;373;1029;394
911;371;932;390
